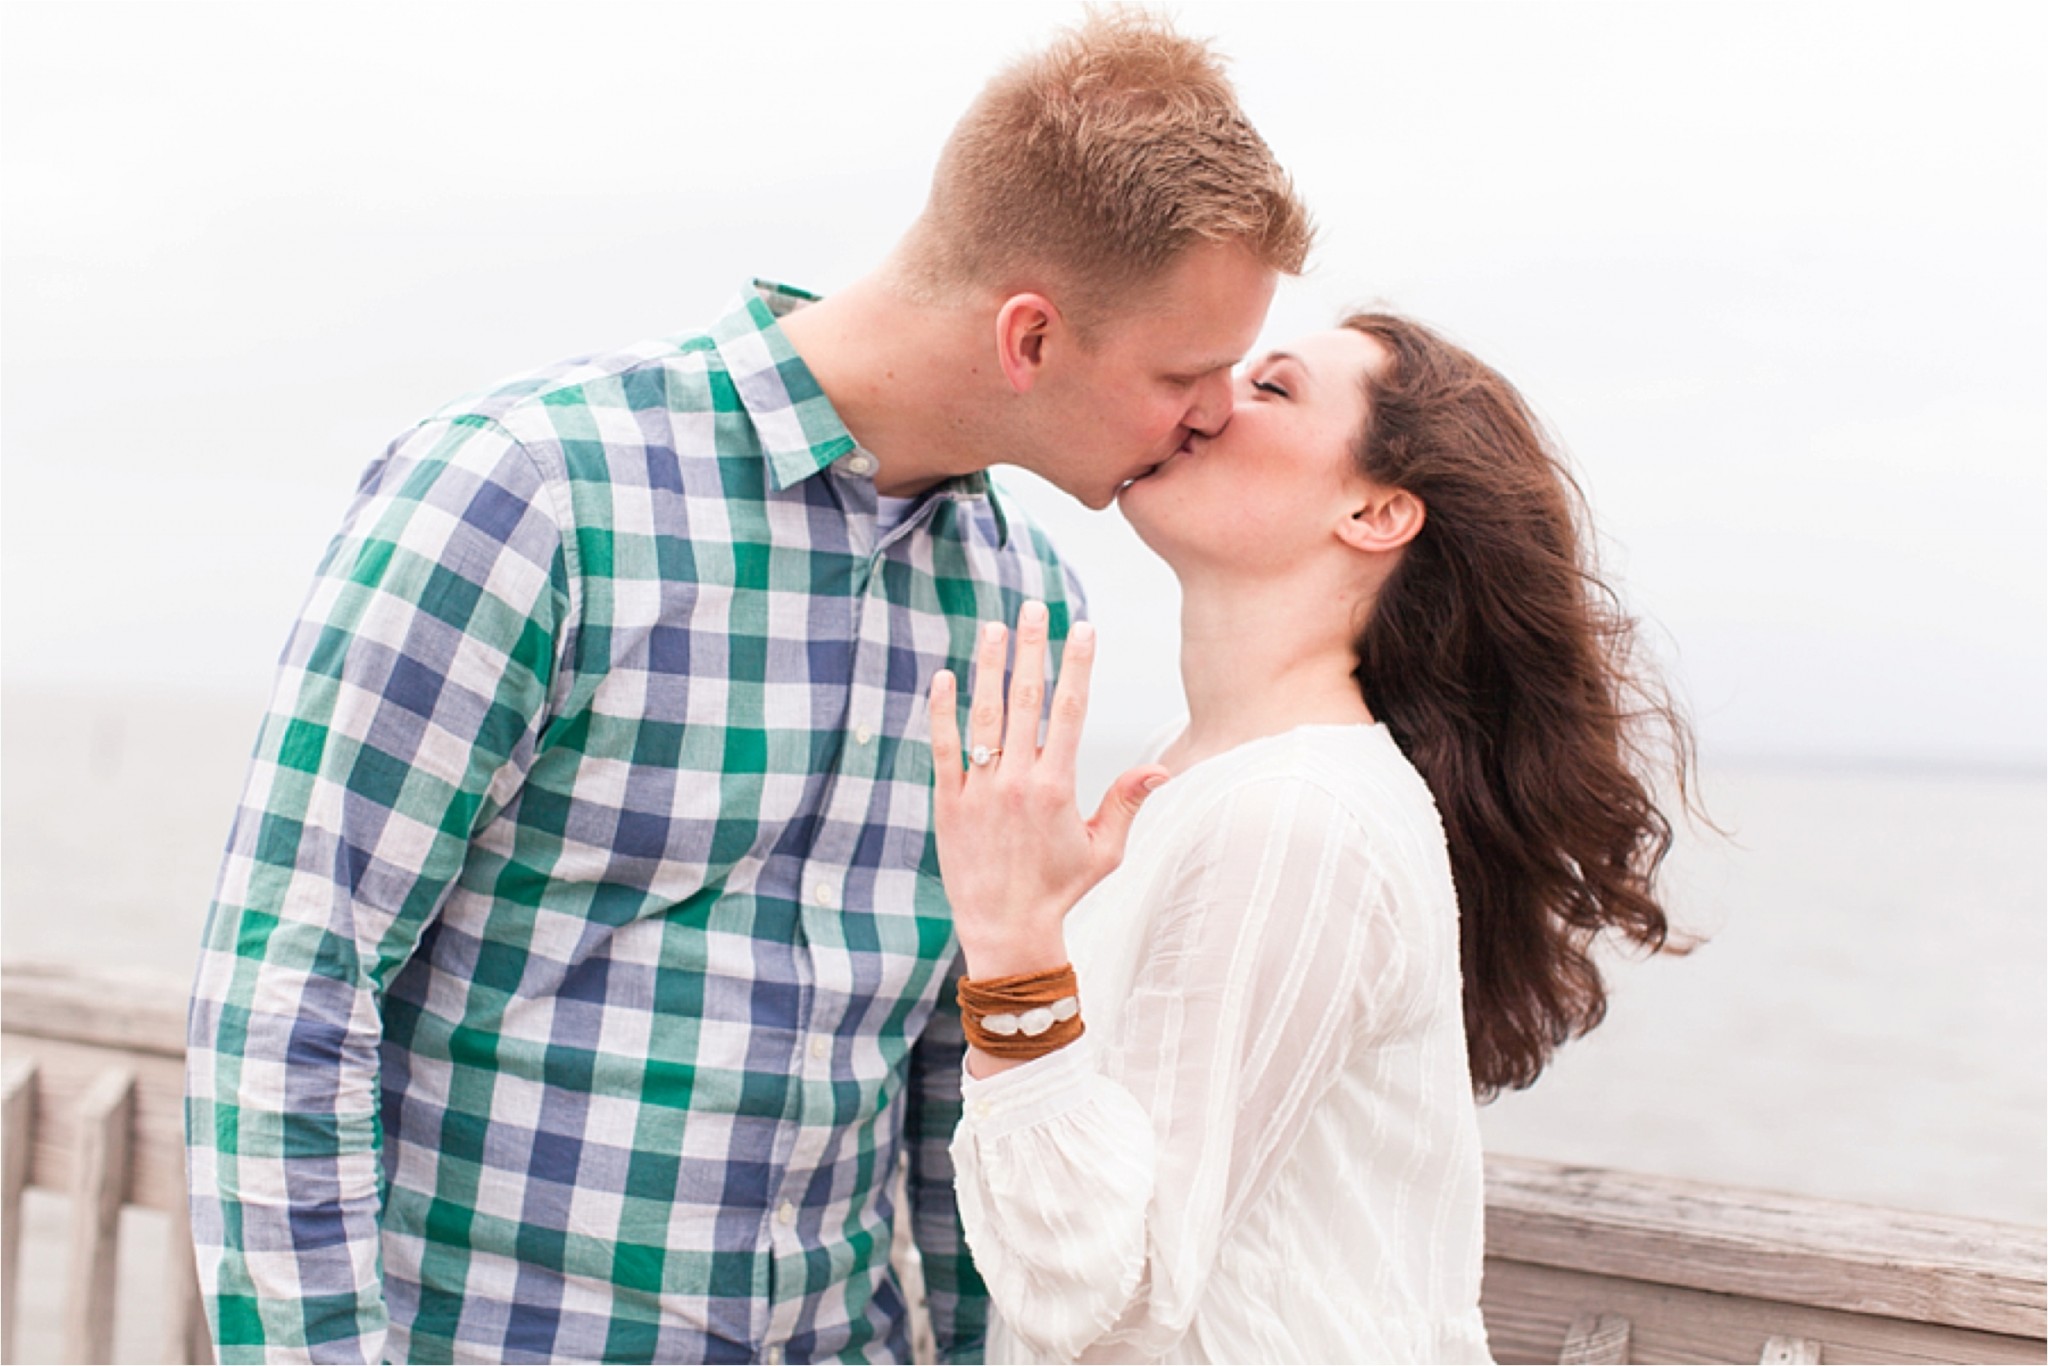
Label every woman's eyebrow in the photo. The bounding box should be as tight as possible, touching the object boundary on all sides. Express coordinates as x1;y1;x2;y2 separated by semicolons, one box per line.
1262;350;1308;384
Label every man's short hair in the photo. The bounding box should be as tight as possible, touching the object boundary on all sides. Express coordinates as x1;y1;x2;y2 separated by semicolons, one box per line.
905;8;1312;321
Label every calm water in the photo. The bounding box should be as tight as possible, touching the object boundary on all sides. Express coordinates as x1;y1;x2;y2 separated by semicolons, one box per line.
5;685;2043;1228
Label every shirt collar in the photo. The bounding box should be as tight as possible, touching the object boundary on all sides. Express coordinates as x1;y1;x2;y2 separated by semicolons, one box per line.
711;280;1010;545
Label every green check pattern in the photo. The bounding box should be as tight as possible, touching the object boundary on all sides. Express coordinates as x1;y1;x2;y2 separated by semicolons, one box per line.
186;282;1081;1363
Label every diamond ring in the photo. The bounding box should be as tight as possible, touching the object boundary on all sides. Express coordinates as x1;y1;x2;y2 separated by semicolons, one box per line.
969;745;1003;767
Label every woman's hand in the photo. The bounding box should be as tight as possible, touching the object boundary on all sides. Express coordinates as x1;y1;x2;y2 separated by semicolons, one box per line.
928;602;1170;980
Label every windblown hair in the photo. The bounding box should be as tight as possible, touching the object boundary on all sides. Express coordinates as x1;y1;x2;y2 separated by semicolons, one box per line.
1342;313;1697;1098
903;8;1311;320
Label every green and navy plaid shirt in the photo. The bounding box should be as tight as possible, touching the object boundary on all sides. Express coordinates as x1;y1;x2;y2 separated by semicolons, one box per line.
186;282;1082;1363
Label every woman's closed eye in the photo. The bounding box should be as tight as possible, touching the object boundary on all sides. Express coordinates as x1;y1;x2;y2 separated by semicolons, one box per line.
1250;377;1289;398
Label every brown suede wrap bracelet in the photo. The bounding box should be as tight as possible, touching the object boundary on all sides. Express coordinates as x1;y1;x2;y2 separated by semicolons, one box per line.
957;964;1085;1060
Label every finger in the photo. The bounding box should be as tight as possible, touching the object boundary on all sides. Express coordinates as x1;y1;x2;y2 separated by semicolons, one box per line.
928;670;963;799
1041;620;1095;778
1085;765;1170;873
967;620;1008;767
1002;601;1050;761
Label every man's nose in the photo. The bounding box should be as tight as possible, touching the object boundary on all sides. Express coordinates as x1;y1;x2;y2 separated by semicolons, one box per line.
1185;370;1235;438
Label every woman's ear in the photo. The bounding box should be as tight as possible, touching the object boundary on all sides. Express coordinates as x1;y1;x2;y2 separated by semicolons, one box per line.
1337;486;1425;554
994;293;1060;395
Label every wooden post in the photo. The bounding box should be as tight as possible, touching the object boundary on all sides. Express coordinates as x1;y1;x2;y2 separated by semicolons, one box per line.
163;1162;211;1365
61;1068;135;1366
889;1154;937;1366
3;1062;38;1366
1560;1311;1633;1364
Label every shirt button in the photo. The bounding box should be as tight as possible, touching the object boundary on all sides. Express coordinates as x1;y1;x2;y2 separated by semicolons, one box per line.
764;1348;784;1366
810;1035;831;1060
853;724;874;746
776;1201;797;1226
838;452;876;477
813;882;838;910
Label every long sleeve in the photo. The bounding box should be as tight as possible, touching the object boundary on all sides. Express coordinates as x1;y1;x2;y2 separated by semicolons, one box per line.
951;775;1420;1362
185;418;570;1363
905;952;991;1362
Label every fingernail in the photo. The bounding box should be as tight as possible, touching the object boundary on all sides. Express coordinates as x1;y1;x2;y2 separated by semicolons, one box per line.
1023;600;1047;623
983;621;1003;643
1071;621;1096;644
1143;774;1168;791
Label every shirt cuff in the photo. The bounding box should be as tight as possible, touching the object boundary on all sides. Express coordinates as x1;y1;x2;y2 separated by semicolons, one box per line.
959;1035;1099;1140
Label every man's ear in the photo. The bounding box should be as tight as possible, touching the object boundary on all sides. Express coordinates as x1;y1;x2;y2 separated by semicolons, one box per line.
995;293;1060;395
1337;486;1425;554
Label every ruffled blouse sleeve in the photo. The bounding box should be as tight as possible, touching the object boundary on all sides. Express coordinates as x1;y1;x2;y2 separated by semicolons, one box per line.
950;775;1424;1361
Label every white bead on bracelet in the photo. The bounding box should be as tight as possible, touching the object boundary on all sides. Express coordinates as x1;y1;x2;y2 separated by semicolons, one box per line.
977;995;1081;1037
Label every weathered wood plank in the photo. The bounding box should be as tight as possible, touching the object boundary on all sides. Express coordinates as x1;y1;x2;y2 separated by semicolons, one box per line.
1760;1336;1824;1364
61;1069;135;1365
3;1061;38;1365
163;1162;211;1365
1483;1257;2048;1366
1487;1156;2048;1339
1560;1310;1632;1363
1;1033;187;1211
1;961;188;1059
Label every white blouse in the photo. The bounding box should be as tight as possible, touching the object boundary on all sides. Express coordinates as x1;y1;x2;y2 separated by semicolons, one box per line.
951;724;1492;1365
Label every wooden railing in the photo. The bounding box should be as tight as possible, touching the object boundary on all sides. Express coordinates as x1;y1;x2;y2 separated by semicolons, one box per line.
3;963;206;1364
1482;1157;2045;1363
2;961;2043;1365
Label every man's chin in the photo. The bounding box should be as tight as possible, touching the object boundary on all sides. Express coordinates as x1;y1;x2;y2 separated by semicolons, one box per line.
1095;469;1161;509
1114;471;1162;514
1111;461;1173;507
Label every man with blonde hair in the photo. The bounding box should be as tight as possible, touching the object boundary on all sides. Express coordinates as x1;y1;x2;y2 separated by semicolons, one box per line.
187;11;1308;1363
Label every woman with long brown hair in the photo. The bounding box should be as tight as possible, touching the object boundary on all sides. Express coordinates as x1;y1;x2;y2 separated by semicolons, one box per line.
928;312;1693;1363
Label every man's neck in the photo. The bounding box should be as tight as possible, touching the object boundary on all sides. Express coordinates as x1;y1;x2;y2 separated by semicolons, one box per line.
775;274;993;497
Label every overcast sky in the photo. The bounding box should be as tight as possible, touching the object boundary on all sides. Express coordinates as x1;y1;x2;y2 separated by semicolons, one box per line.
3;2;2043;770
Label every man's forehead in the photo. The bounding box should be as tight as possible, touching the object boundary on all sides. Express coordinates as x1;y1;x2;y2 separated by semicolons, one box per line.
1106;293;1265;369
1116;320;1249;371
